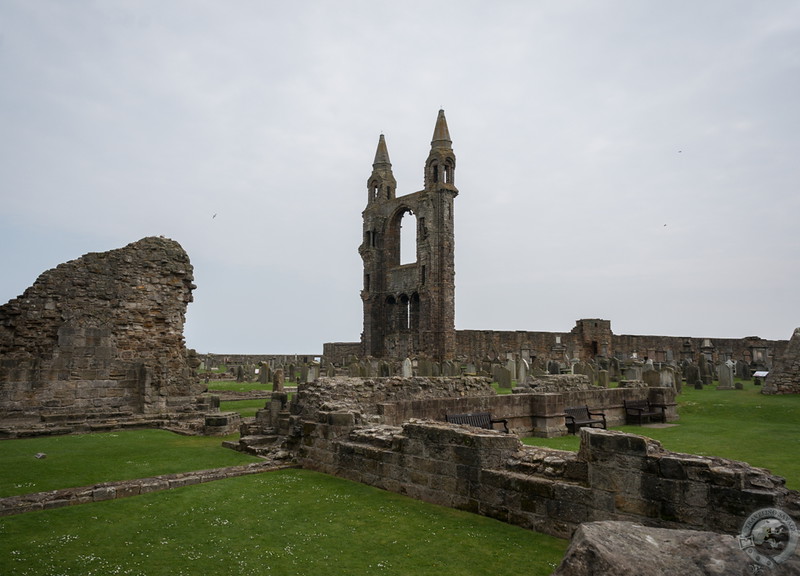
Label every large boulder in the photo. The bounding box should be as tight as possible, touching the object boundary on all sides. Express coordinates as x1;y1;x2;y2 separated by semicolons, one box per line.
551;521;800;576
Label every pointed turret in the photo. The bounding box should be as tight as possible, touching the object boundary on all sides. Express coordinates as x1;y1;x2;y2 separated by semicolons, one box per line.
430;109;452;149
367;134;397;204
424;109;457;192
373;133;392;168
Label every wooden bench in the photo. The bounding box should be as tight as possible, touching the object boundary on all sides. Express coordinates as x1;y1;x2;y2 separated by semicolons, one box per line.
563;406;606;435
445;412;509;433
624;399;666;425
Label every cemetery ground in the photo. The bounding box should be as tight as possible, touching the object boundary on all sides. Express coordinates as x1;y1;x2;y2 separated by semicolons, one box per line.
1;379;799;575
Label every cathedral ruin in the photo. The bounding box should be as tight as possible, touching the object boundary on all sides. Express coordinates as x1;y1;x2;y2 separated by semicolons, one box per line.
324;110;789;373
0;237;207;429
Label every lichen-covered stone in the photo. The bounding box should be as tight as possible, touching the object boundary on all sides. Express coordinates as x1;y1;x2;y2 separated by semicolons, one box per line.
0;237;203;420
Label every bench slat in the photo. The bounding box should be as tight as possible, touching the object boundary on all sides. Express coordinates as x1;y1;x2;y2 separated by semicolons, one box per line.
446;412;509;433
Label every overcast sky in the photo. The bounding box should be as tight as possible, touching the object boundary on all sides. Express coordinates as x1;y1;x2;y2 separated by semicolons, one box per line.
1;1;798;354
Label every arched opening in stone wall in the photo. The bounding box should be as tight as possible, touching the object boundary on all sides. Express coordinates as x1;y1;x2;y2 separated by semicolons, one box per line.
385;296;397;332
400;210;417;265
410;293;420;331
399;294;410;330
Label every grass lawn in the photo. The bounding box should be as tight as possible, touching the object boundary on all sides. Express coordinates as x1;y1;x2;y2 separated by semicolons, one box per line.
205;380;272;393
220;399;267;418
0;430;261;497
0;468;568;576
522;380;800;489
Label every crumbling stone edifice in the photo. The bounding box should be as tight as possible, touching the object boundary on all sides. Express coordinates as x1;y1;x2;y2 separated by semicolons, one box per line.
360;109;458;361
325;112;788;373
0;236;204;423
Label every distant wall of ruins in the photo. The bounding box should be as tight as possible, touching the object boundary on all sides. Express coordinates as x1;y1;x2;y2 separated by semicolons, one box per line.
0;237;204;421
324;322;787;372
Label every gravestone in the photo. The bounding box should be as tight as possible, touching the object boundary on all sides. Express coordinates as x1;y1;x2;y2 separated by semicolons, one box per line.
624;366;642;381
258;363;269;385
505;358;516;383
717;360;735;390
417;358;432;377
518;358;529;385
494;366;512;389
548;360;561;375
401;357;413;378
686;364;702;389
643;370;661;388
698;355;712;386
272;368;285;392
597;370;610;388
379;360;391;377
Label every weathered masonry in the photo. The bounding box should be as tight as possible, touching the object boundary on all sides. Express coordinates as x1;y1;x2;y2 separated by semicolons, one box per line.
360;110;458;362
0;237;206;423
327;113;788;372
254;377;799;540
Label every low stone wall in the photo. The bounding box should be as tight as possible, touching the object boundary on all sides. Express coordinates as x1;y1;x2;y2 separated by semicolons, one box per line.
295;420;799;539
279;376;677;437
0;461;294;517
377;386;676;437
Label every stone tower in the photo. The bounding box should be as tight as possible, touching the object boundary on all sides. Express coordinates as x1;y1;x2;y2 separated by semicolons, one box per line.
359;110;458;361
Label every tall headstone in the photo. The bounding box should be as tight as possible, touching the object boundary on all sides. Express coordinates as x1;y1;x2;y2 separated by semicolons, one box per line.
686;364;702;390
505;358;516;383
401;357;413;378
717;360;735;390
698;355;712;387
518;358;529;385
597;370;610;388
272;368;285;392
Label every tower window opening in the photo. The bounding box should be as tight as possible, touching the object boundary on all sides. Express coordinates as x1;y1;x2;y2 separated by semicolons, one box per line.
400;211;417;265
432;164;439;183
386;186;391;199
400;294;410;330
444;164;451;183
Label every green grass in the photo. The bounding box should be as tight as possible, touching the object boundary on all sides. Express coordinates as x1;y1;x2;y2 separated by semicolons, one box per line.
0;469;568;576
220;399;266;418
205;380;272;393
0;430;260;497
522;380;800;489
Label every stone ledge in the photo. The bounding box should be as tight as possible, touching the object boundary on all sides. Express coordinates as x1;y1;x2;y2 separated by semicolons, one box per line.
0;461;297;517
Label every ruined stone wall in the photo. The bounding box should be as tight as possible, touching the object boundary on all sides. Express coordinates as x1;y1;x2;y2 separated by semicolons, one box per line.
325;328;786;371
454;326;786;369
321;342;362;367
0;237;203;420
763;327;800;394
273;376;676;438
296;421;799;540
291;376;496;424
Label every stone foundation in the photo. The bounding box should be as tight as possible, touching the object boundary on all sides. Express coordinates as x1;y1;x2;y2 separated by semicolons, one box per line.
295;420;800;539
